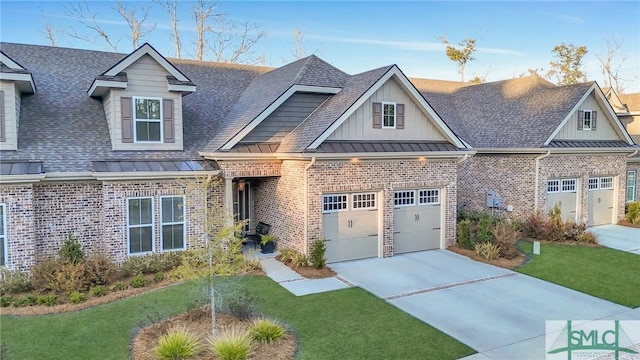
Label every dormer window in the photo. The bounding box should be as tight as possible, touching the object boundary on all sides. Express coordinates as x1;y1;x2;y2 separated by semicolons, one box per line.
134;97;162;142
382;102;396;128
372;102;405;130
578;110;597;131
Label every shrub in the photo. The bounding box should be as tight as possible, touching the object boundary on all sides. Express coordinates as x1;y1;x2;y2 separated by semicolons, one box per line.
248;317;286;344
626;201;640;224
0;268;32;295
0;296;13;307
563;222;587;242
309;239;326;269
36;294;58;306
68;291;86;304
31;259;89;295
154;272;165;283
491;221;519;259
58;233;85;265
278;248;309;268
456;220;472;249
130;272;147;288
122;252;182;277
13;294;37;307
90;285;108;297
226;289;260;320
577;231;599;244
112;281;127;291
475;215;494;244
542;218;564;242
523;210;546;238
209;327;253;360
83;254;117;286
154;326;203;360
474;242;500;261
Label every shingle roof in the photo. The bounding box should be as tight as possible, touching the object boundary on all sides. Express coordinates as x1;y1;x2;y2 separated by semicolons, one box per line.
416;75;596;148
0;43;268;172
619;93;640;111
202;55;348;152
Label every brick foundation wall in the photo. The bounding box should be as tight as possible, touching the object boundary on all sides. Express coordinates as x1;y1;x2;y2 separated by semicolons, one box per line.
307;159;458;257
0;185;36;271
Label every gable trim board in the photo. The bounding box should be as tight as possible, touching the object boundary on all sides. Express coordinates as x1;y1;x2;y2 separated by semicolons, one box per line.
308;66;466;150
220;85;342;150
544;83;634;146
87;79;127;97
102;43;191;82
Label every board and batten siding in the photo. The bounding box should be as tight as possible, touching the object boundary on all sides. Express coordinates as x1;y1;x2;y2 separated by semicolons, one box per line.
327;78;447;142
553;93;620;141
110;54;183;151
0;82;17;150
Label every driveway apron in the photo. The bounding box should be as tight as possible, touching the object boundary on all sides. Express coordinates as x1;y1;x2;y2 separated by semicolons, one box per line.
331;250;637;360
589;224;640;254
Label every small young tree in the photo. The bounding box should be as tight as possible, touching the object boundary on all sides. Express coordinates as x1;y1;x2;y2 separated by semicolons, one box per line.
546;43;588;85
438;35;478;82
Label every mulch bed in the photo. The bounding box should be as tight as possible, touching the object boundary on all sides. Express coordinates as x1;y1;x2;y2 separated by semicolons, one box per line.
274;255;336;279
447;245;526;270
618;220;640;228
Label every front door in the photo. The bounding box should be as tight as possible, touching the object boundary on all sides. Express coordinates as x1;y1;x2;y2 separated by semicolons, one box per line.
233;181;252;232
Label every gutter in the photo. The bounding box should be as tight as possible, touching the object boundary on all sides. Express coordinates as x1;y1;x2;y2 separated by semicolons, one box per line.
0;174;46;184
627;150;639;158
303;157;316;256
456;153;470;164
534;151;551;210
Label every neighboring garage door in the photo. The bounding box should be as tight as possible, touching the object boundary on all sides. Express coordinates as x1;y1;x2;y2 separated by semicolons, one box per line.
322;192;379;263
587;177;615;226
393;188;442;254
547;178;578;222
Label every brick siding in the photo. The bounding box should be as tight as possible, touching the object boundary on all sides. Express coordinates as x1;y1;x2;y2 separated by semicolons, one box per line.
0;185;36;271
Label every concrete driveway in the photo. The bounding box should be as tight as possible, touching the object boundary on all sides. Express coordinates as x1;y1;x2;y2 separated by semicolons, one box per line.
589;224;640;254
331;250;639;360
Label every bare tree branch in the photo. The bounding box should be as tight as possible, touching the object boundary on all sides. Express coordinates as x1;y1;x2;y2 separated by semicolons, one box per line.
597;38;628;94
192;0;217;61
209;14;266;64
64;1;120;52
39;8;61;47
114;0;156;50
154;0;182;58
294;28;305;60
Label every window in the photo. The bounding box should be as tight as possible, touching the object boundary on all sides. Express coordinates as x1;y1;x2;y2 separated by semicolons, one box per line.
628;171;637;202
128;197;154;254
323;194;347;213
547;180;560;193
394;191;415;207
161;196;185;251
582;110;592;130
134;97;162;142
419;189;440;205
562;179;576;192
0;204;6;267
382;102;396;128
352;193;376;209
588;178;599;190
600;177;613;190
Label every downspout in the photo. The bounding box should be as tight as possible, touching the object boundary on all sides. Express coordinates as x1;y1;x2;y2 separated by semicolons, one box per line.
627;150;639;158
534;151;552;211
303;157;316;255
456;153;470;164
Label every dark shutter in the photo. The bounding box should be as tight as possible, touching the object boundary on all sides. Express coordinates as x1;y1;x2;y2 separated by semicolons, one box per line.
591;111;597;130
396;103;405;129
121;97;133;143
163;99;175;143
577;110;584;130
0;91;5;142
372;102;382;129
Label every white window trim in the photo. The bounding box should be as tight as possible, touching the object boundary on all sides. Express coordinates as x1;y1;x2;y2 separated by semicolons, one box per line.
160;195;187;252
133;96;163;143
418;189;441;205
0;204;6;267
628;171;637;203
394;190;416;208
127;196;155;256
547;180;560;193
582;110;593;131
322;194;348;213
382;101;396;129
352;192;377;210
599;177;614;190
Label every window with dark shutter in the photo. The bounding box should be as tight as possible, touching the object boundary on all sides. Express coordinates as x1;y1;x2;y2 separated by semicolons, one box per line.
396;103;405;129
591;111;597;130
577;110;584;130
121;97;134;143
163;99;175;143
372;102;382;129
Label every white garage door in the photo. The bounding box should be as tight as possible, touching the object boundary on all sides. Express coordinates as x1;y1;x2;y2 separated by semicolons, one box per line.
587;177;615;226
393;189;442;254
547;178;578;222
322;192;379;263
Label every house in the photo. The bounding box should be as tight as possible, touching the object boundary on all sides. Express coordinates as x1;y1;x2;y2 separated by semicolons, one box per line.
602;88;640;203
414;76;637;225
0;42;470;270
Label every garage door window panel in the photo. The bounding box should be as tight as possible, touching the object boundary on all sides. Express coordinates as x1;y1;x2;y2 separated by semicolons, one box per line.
419;189;440;205
599;177;613;190
588;178;599;191
323;194;347;213
352;193;376;210
561;179;576;192
394;191;415;207
547;180;560;193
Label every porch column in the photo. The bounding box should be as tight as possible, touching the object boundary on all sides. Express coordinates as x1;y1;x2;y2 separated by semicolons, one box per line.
224;177;234;226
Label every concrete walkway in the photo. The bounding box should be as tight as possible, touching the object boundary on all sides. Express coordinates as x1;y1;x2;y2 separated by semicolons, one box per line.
331;250;638;360
589;224;640;254
245;247;350;296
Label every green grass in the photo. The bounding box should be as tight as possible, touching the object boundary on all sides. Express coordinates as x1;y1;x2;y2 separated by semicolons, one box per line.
1;276;474;360
516;241;640;308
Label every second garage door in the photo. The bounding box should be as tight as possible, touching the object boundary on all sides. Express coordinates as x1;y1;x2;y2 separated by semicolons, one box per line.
547;178;578;222
393;188;442;254
587;177;615;226
322;192;379;263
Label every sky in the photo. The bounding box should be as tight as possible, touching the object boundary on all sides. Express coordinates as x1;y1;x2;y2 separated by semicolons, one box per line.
1;1;639;92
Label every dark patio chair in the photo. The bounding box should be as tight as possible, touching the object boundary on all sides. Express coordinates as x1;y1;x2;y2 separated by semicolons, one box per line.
245;221;271;249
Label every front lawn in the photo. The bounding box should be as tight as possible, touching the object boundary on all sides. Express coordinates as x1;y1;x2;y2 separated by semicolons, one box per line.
1;276;474;360
516;241;640;308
